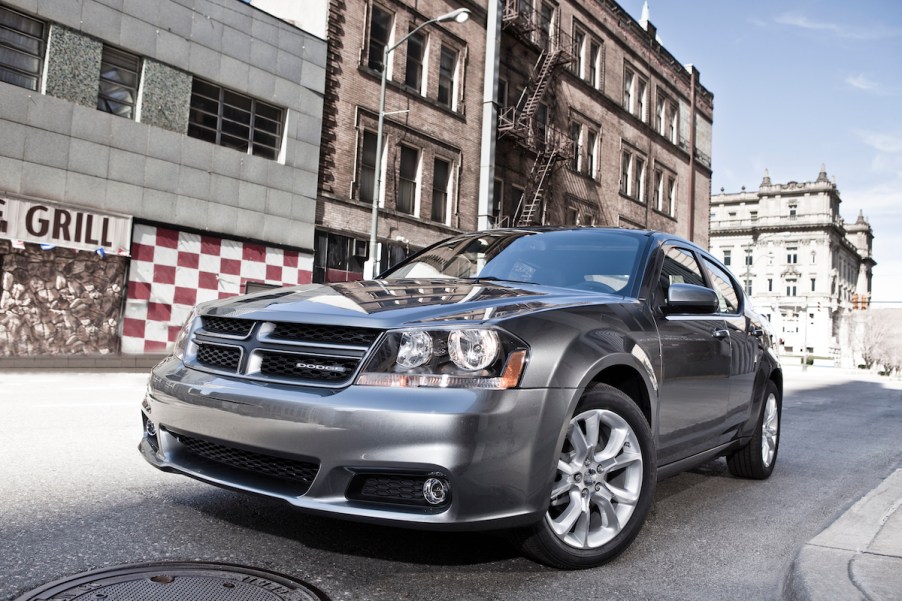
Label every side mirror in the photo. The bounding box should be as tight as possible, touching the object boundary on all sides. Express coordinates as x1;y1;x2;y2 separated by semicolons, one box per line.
663;283;719;315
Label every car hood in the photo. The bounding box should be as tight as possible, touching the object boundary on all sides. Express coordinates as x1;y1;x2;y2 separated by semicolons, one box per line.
199;278;622;329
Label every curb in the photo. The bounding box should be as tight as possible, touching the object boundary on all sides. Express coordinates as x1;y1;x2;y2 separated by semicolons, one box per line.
785;468;902;601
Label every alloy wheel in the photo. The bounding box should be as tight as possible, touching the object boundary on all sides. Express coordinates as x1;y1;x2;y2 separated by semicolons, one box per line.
546;409;644;549
761;392;779;467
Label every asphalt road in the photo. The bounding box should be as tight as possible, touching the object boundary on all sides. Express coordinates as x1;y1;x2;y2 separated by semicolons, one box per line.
1;366;900;601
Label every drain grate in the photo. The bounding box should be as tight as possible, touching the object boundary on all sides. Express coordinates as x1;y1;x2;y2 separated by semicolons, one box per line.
14;562;329;601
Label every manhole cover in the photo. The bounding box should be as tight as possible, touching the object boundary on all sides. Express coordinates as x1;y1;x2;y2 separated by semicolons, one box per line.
14;562;330;601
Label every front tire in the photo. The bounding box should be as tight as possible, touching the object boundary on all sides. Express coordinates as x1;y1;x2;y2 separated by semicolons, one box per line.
514;384;656;569
727;379;780;479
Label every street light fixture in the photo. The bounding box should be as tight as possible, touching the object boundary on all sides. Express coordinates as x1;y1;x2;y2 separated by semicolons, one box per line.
364;7;471;280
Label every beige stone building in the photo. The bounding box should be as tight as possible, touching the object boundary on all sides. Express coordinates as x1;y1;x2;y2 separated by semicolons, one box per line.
708;166;876;366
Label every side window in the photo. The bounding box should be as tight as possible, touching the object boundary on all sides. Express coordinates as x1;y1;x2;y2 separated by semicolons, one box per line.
703;258;741;314
656;245;706;307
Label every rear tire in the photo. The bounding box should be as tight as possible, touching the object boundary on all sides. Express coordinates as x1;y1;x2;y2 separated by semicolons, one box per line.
727;380;780;479
514;384;656;569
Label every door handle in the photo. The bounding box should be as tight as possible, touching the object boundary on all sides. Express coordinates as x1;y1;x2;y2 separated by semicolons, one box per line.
750;328;764;337
712;328;729;339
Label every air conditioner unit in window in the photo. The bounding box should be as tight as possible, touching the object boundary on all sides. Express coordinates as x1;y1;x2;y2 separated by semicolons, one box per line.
353;240;369;258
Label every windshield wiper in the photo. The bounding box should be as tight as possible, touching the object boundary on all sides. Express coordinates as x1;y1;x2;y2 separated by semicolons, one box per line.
462;276;535;285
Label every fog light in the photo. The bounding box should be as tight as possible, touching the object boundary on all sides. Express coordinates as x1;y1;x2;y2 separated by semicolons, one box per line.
144;419;157;437
423;477;450;505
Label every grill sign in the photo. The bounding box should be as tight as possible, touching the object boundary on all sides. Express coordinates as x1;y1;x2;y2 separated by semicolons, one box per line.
296;362;346;373
0;196;131;254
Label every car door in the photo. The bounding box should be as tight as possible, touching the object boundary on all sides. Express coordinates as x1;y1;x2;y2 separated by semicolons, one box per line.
701;255;758;440
652;244;732;467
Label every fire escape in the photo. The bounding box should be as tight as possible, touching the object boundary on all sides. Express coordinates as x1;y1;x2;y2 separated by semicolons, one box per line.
497;0;574;227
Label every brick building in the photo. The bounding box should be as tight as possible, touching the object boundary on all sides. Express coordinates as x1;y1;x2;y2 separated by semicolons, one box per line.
313;0;487;281
492;0;714;246
304;0;713;282
0;0;325;362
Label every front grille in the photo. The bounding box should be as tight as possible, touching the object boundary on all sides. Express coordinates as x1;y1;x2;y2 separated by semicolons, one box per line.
190;317;382;387
201;316;254;337
270;323;380;346
259;351;359;382
196;343;241;372
174;432;319;489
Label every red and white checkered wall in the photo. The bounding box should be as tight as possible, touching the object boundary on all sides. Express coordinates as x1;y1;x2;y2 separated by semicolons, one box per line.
122;224;313;354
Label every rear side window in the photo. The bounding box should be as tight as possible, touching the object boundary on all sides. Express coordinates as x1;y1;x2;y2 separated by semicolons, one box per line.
703;258;740;314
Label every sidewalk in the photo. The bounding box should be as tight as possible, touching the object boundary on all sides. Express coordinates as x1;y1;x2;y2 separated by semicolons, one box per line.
786;468;902;601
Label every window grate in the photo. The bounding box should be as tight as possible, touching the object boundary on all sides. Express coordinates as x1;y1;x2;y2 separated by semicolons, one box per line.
188;79;283;160
0;6;45;91
97;46;141;119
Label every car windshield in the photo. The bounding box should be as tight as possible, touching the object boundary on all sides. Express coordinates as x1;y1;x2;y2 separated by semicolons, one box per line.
383;230;645;295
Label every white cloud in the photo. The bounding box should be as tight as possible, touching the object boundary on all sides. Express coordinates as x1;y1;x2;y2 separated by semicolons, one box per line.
856;130;902;155
773;12;901;40
846;74;880;92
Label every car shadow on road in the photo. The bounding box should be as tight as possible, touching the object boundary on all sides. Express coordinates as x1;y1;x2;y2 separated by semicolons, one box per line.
173;487;537;570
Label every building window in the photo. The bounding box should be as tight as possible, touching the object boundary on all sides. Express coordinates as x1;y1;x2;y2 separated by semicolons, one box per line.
723;250;731;266
97;46;141;119
585;130;597;179
622;67;633;112
492;178;503;223
623;64;647;121
397;146;419;214
572;29;585;77
666;175;676;216
359;130;378;204
768;278;773;292
745;279;752;295
497;77;508;106
787;281;797;296
789;204;797;219
620;150;631;196
437;45;458;109
404;30;425;92
567;206;579;225
569;122;581;171
431;158;450;223
538;2;554;47
632;156;645;202
0;6;45;91
745;249;753;266
811;278;816;292
367;6;393;72
653;169;663;211
655;90;678;143
188;79;283;160
588;41;601;88
787;247;798;264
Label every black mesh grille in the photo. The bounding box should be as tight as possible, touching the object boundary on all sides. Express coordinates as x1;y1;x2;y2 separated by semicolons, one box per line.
196;343;241;371
270;323;380;346
201;316;254;337
174;432;318;488
259;351;358;382
348;474;437;506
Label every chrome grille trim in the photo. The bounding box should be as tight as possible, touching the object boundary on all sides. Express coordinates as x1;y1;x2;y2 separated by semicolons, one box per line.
187;317;383;388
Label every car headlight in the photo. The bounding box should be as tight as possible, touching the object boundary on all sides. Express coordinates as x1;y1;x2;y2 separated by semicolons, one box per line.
172;308;199;361
356;327;528;389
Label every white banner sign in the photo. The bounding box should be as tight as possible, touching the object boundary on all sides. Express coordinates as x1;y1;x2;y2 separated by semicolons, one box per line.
0;196;132;254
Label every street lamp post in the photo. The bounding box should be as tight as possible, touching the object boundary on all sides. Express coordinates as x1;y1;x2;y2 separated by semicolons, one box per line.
364;7;470;280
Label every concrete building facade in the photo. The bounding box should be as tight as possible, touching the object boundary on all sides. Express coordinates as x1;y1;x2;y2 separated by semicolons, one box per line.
0;0;326;360
708;166;876;366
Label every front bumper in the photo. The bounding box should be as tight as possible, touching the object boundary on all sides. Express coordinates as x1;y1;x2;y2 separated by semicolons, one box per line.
140;357;571;530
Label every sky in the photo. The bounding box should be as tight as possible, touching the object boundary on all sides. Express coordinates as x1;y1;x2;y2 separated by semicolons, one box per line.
617;0;902;304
